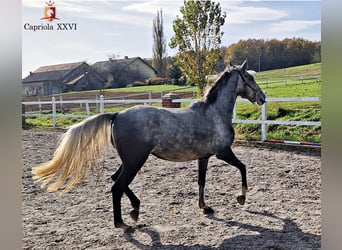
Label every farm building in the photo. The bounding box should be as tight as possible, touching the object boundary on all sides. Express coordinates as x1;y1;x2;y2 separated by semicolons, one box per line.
22;61;105;96
92;56;157;88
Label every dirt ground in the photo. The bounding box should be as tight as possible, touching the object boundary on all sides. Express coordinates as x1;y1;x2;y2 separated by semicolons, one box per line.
22;131;321;249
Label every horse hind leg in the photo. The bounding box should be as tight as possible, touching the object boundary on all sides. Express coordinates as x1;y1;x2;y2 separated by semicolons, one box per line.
111;165;140;222
111;151;150;231
198;157;214;214
216;146;248;205
111;169;141;231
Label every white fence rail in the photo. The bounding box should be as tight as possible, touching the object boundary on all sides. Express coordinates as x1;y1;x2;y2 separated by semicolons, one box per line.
176;96;321;141
22;95;163;125
22;95;321;141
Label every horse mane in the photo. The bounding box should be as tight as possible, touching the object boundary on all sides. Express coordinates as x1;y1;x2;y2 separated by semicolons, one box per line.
202;70;232;105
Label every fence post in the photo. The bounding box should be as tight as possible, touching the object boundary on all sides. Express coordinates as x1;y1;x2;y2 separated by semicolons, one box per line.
100;95;104;114
59;96;63;112
85;100;90;117
162;93;181;108
22;104;26;127
39;98;42;113
233;103;237;120
95;94;99;113
148;91;152;105
52;96;56;128
261;92;267;141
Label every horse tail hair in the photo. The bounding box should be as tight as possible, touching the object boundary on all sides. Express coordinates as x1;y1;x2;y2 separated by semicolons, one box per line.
32;113;117;194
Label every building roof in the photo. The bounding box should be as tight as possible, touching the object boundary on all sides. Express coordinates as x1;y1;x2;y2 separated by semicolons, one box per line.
23;61;87;83
34;61;85;73
92;57;156;74
22;57;156;84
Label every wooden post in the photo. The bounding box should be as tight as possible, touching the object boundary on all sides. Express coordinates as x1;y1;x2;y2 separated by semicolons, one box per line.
162;93;180;108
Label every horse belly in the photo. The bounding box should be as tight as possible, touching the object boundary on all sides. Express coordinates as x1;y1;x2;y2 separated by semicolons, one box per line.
153;151;195;162
152;142;212;162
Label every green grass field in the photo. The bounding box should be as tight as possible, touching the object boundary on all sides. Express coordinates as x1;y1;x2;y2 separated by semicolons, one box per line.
233;63;321;142
24;63;321;143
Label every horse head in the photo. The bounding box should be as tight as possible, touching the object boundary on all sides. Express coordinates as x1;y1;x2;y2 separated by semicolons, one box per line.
234;60;266;105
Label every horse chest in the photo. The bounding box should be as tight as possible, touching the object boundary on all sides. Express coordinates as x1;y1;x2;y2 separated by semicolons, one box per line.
211;122;234;150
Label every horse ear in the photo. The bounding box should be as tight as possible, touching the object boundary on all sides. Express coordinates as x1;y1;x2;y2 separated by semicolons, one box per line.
241;60;248;71
225;62;233;71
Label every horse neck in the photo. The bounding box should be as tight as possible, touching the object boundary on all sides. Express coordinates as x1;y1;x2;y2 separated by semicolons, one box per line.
206;72;239;119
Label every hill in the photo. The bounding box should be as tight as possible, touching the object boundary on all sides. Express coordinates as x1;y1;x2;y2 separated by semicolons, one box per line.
234;63;321;142
254;63;321;97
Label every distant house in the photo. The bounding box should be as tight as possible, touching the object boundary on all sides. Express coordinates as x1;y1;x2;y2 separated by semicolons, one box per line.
22;61;105;96
92;56;157;88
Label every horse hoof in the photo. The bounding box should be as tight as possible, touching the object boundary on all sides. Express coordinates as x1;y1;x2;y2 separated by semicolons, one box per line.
115;222;133;232
130;209;139;222
237;195;246;205
136;223;147;229
124;225;134;233
201;206;214;214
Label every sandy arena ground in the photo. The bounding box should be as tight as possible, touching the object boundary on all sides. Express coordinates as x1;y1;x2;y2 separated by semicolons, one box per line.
22;131;321;249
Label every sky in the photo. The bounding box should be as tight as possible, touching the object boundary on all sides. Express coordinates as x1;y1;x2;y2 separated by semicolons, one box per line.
22;0;321;77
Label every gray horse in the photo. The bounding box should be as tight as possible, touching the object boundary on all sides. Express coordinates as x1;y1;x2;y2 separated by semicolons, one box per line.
32;60;266;231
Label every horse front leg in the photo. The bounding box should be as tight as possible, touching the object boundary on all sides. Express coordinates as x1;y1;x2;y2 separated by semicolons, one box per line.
216;146;248;205
198;157;214;214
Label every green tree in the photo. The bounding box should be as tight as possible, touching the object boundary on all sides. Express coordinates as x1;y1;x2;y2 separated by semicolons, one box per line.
225;39;265;71
170;0;226;97
168;61;183;85
225;38;321;71
152;9;167;77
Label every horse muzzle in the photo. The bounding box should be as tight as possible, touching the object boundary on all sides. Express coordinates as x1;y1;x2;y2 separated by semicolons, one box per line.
255;92;266;105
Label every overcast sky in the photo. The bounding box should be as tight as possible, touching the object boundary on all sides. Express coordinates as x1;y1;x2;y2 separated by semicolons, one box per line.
22;0;321;77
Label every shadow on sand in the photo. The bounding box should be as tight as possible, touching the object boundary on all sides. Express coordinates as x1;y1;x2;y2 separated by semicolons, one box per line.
124;210;320;249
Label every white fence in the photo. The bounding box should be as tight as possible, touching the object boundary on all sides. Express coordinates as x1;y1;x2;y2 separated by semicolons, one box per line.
22;95;321;141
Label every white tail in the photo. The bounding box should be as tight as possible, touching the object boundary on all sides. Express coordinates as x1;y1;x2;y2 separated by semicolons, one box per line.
32;113;114;194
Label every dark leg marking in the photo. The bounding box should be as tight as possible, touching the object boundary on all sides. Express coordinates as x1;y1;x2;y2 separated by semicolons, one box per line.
111;165;140;222
111;149;150;231
198;157;214;214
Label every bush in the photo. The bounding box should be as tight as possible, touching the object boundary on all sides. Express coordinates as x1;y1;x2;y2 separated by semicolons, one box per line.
132;81;147;87
146;77;173;85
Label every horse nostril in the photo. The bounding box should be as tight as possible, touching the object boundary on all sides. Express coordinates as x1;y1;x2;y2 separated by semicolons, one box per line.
257;96;266;105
